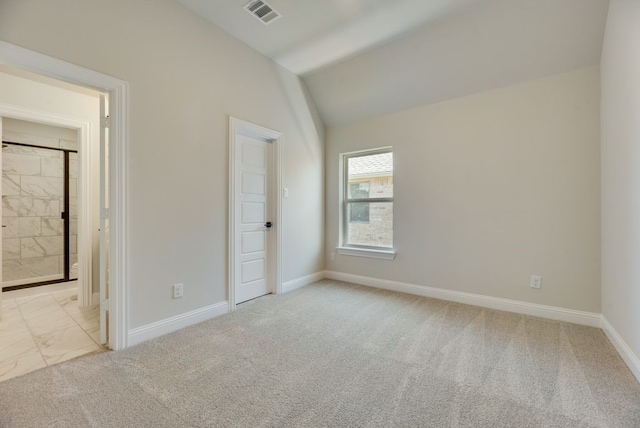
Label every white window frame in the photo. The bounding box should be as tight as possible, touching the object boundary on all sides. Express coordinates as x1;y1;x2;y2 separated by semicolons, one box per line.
337;147;396;260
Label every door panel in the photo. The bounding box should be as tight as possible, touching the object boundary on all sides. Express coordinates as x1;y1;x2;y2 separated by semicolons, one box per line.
242;231;264;254
242;143;265;166
241;259;265;284
235;134;273;304
242;172;265;195
241;202;264;223
98;94;108;346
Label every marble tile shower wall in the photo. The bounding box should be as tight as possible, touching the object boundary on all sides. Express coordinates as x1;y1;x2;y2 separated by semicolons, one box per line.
2;130;78;285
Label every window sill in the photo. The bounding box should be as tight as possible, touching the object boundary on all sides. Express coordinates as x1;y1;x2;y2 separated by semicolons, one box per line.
336;247;396;260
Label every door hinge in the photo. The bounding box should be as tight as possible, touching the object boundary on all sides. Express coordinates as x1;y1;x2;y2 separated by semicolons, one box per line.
101;115;110;128
100;298;109;311
101;208;110;219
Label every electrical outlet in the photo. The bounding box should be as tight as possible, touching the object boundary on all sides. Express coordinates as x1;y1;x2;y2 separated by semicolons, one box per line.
173;283;184;299
330;252;335;262
530;275;542;289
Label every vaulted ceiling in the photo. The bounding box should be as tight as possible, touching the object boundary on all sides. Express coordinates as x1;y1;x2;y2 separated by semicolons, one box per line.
177;0;610;126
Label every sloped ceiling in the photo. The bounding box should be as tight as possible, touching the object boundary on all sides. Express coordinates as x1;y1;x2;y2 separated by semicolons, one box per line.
178;0;610;127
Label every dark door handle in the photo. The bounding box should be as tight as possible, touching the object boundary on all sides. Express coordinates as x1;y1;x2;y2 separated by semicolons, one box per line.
265;222;272;228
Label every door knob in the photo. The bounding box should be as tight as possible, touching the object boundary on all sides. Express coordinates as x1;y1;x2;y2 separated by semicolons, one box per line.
265;222;272;228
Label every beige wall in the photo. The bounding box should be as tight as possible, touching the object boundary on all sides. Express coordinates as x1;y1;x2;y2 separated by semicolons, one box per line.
0;0;325;328
327;66;601;312
2;118;77;141
601;0;640;363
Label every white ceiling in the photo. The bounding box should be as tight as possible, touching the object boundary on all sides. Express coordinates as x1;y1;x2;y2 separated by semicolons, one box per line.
177;0;483;75
178;0;610;127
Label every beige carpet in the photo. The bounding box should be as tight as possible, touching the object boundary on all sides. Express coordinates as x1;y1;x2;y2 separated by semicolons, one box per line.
1;279;639;427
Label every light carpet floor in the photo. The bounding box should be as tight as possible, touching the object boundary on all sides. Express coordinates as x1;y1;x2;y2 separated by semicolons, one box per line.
1;279;639;427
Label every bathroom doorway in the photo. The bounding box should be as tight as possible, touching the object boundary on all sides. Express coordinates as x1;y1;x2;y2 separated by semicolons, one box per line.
0;40;129;352
0;69;108;381
0;64;112;380
2;119;80;291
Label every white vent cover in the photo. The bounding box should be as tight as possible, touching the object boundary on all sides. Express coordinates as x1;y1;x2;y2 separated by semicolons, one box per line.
244;0;282;25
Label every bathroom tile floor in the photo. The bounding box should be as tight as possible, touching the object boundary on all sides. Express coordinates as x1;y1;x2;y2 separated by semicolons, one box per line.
0;287;103;382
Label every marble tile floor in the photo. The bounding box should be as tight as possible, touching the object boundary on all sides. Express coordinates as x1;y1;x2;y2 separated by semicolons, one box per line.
0;287;103;382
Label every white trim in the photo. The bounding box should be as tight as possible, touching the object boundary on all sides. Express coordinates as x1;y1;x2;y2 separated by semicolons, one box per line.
77;116;93;308
275;130;283;296
336;247;396;260
339;146;394;251
282;271;326;293
91;291;100;307
128;301;229;347
228;117;282;311
0;41;123;92
0;41;130;350
324;271;601;327
601;316;640;383
108;76;129;351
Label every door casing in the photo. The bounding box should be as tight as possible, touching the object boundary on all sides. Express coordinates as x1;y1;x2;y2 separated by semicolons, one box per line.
228;117;282;310
0;41;130;350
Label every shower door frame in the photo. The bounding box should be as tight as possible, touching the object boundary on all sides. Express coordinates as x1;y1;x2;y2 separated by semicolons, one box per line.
1;140;78;291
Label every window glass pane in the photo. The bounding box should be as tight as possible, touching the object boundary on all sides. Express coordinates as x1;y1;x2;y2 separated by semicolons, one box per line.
348;202;370;223
347;152;393;199
346;202;393;248
1;144;64;285
348;182;370;199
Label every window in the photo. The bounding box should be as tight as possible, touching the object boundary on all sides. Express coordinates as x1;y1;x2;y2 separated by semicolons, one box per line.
341;149;393;255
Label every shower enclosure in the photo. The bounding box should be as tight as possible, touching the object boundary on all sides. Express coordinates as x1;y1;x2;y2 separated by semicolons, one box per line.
2;141;78;291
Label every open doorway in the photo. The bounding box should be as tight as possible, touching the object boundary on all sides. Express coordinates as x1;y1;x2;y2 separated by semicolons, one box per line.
0;39;128;353
0;65;109;381
0;61;122;380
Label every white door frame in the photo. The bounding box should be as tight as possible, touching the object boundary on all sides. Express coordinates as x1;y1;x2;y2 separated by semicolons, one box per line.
0;105;93;306
228;117;282;311
0;117;3;317
0;41;129;350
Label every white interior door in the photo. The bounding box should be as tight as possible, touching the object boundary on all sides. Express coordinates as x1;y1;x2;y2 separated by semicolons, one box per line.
234;134;274;304
99;95;108;345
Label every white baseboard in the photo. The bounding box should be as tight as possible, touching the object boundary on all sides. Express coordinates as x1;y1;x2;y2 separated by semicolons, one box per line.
601;316;640;383
282;271;326;293
128;301;228;346
324;271;601;327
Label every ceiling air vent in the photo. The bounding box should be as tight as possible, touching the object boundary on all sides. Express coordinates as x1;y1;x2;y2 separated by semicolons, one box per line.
244;0;282;25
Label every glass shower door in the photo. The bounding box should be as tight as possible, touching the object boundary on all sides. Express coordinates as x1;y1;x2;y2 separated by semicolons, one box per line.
2;143;65;286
